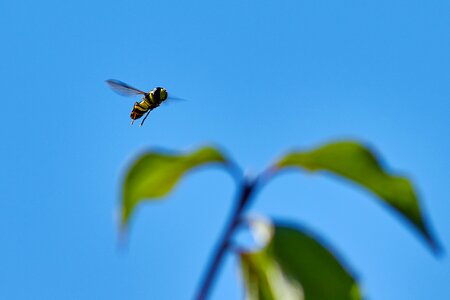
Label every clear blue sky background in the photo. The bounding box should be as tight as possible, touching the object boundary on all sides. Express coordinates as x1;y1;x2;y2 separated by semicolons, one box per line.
1;0;449;299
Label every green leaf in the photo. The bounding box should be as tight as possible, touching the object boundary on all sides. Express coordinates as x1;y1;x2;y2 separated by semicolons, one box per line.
121;146;229;226
275;141;438;251
240;219;361;300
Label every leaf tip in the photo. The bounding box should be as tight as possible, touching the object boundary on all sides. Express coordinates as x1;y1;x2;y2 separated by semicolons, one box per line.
415;215;443;256
424;233;444;257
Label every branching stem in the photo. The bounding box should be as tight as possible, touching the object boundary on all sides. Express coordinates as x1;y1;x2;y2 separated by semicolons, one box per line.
194;176;258;300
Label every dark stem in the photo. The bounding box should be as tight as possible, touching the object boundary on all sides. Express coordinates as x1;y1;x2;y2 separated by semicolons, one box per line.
194;176;257;300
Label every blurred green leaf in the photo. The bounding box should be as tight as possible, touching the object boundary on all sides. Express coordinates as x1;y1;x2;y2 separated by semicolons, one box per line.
276;141;437;250
121;146;228;226
240;219;361;300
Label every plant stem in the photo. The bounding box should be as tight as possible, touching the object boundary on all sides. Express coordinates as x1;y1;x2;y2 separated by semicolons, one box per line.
194;176;257;300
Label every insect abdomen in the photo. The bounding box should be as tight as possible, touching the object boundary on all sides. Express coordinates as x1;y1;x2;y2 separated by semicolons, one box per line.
130;101;150;120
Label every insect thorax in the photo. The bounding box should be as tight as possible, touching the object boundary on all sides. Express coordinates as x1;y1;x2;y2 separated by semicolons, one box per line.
142;93;158;108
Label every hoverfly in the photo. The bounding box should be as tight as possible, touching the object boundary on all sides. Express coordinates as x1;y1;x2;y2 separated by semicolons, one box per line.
106;79;182;126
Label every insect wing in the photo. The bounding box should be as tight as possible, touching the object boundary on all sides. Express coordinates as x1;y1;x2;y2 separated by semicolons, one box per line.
168;96;187;101
106;79;146;96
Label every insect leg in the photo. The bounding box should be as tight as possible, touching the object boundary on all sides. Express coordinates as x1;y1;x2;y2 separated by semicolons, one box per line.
139;109;152;127
130;110;137;125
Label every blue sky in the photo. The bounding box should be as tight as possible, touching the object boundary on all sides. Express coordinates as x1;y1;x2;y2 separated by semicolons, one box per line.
1;0;449;299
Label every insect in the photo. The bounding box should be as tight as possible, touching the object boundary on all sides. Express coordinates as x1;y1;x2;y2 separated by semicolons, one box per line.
106;79;180;126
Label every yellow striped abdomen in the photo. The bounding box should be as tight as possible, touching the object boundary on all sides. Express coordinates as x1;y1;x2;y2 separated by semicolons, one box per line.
130;99;150;120
130;92;163;122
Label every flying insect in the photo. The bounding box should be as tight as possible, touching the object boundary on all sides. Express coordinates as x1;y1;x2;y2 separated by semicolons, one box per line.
106;79;180;127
